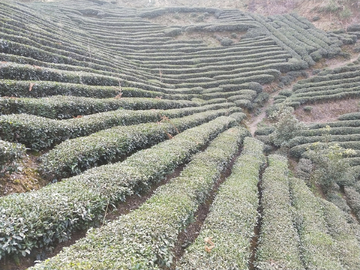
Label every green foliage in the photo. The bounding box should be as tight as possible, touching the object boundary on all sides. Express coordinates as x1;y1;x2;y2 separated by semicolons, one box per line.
29;126;250;269
290;177;360;269
304;126;356;192
0;140;26;175
0;116;237;261
256;155;304;270
0;96;197;119
179;138;265;269
39;108;239;180
0;103;231;150
269;105;306;147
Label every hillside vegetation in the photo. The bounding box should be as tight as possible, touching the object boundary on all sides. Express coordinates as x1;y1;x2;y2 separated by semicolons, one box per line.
0;0;360;269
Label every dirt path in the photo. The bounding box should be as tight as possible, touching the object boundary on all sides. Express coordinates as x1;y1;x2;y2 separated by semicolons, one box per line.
248;98;273;137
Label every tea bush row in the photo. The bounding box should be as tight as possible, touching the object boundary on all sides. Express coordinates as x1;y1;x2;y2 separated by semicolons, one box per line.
0;116;237;260
30;126;250;269
0;96;197;119
290;178;360;269
255;155;304;270
179;137;265;269
39;107;240;179
0;103;229;150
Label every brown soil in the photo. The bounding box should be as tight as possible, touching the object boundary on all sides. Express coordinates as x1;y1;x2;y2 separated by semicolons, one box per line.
295;99;360;123
148;11;218;26
0;153;48;197
174;30;247;48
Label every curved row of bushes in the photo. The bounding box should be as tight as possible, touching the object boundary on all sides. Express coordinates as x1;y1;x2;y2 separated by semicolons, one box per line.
0;96;197;119
30;126;250;269
0;103;230;150
39;107;241;180
0;115;238;260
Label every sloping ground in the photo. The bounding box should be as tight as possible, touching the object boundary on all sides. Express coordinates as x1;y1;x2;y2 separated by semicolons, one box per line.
0;1;360;269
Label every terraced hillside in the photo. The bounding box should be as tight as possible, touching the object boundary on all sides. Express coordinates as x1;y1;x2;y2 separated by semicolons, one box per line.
1;0;360;269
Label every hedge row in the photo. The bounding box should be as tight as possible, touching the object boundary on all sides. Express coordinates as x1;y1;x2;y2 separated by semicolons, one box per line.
289;90;360;105
0;80;159;99
310;119;360;129
0;62;144;87
344;187;360;221
289;178;347;269
159;57;287;75
140;50;291;67
179;137;265;269
202;89;258;100
293;70;360;89
255;155;304;270
0;96;197;119
250;14;310;64
338;112;360;121
39;107;239;180
0;39;133;76
30;126;250;269
298;126;360;137
0;116;238;260
290;141;360;158
175;74;276;89
320;196;360;268
162;61;292;80
0;103;228;150
292;78;360;94
289;134;360;148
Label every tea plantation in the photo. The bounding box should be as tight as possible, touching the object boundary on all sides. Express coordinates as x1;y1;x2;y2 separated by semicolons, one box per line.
1;0;360;269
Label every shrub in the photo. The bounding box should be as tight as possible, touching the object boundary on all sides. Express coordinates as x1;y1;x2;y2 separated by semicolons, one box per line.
39;108;238;179
0;116;238;261
269;105;306;147
305;139;356;192
289;177;356;269
303;106;312;112
30;126;249;269
179;138;265;269
256;155;304;270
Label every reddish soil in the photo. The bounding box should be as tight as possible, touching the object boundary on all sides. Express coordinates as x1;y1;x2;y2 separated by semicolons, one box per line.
295;99;360;123
0;153;48;197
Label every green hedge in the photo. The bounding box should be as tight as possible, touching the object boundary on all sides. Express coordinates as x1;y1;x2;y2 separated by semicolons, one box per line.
0;103;228;150
30;126;250;269
0;139;26;174
202;89;257;100
255;155;304;270
0;116;238;261
289;178;346;269
179;137;265;269
289;134;360;148
0;96;197;119
0;80;120;98
290;141;360;159
39;107;239;179
320;197;360;269
338;112;360;121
